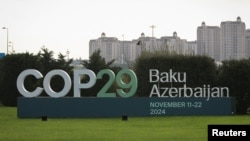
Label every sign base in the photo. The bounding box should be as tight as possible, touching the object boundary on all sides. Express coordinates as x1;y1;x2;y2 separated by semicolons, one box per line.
17;97;235;118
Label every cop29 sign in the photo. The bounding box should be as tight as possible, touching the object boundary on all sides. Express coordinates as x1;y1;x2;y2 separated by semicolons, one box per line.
17;69;235;118
17;69;137;98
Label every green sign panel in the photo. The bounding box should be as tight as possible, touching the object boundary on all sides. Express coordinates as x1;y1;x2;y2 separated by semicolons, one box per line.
17;97;235;118
0;53;5;59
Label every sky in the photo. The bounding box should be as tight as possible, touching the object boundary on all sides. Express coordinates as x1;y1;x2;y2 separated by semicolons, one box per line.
0;0;249;59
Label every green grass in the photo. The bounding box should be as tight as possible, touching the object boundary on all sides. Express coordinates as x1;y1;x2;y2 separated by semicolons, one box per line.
0;107;250;141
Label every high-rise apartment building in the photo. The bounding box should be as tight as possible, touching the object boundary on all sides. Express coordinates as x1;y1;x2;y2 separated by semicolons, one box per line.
246;29;250;58
89;32;195;64
220;17;246;60
89;32;139;65
89;33;120;63
160;32;184;54
186;41;197;55
197;22;221;61
89;17;248;64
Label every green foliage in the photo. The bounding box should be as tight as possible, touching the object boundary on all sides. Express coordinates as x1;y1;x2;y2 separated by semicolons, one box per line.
134;52;217;97
83;49;115;73
218;59;250;114
0;53;38;106
37;47;73;96
0;47;73;106
81;49;120;97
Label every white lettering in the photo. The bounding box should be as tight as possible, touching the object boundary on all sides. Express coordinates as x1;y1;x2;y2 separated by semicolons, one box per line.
43;70;71;98
17;69;97;98
149;69;159;83
212;129;247;136
16;69;43;97
151;84;229;100
150;102;185;108
149;69;186;83
73;69;96;97
149;84;160;97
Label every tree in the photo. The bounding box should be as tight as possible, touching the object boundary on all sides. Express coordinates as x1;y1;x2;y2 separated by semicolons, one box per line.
0;53;38;106
81;49;119;97
218;59;250;114
37;47;56;74
0;47;73;106
83;49;115;73
37;47;73;96
134;52;217;97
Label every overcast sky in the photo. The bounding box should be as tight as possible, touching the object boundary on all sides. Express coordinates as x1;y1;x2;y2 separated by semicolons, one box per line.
0;0;249;59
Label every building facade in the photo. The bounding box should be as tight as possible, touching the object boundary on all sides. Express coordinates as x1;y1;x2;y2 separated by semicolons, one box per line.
220;17;246;60
246;29;250;58
89;17;248;64
89;33;120;63
197;22;221;61
186;41;197;56
89;32;196;64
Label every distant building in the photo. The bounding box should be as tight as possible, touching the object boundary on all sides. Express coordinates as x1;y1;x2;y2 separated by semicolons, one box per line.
220;17;246;60
197;22;220;61
89;33;120;63
196;17;248;61
89;17;249;64
160;32;184;54
246;29;250;58
89;32;196;64
160;32;196;56
135;33;162;53
187;41;197;55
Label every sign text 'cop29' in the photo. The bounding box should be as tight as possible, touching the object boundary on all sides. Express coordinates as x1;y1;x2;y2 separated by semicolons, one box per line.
17;69;137;98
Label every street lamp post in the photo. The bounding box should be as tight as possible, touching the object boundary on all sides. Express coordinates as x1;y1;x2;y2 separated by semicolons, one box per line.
66;49;70;61
9;41;14;54
2;27;9;54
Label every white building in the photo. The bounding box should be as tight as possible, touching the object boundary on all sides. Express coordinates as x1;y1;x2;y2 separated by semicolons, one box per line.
246;29;250;58
89;33;120;63
220;17;246;60
197;22;221;61
160;32;183;54
186;41;197;56
89;17;249;63
89;32;197;64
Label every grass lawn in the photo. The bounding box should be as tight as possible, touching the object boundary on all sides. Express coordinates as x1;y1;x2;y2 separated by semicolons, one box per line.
0;106;250;141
